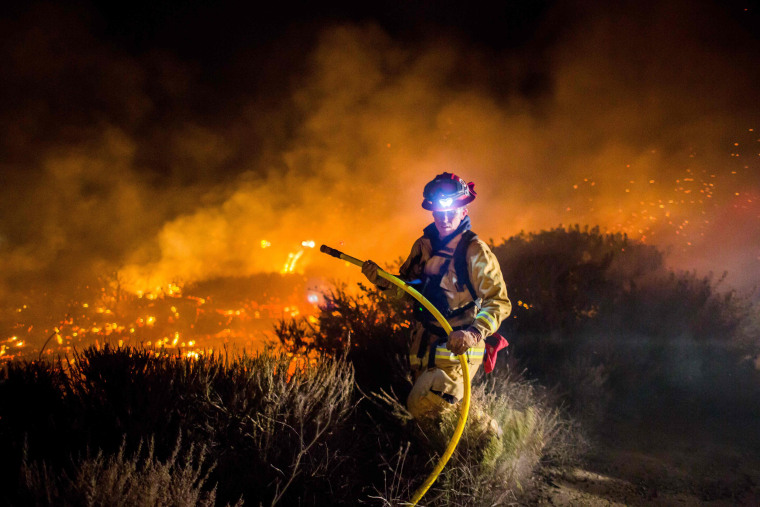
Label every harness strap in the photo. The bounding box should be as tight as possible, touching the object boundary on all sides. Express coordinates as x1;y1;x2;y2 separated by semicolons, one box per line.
427;335;448;369
446;300;477;318
416;330;430;360
454;230;480;307
414;229;487;370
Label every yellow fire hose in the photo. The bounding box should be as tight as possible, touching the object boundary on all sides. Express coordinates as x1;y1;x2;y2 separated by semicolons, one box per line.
320;245;470;506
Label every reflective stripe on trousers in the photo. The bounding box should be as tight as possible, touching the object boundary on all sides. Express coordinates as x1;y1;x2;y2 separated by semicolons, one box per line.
409;342;486;370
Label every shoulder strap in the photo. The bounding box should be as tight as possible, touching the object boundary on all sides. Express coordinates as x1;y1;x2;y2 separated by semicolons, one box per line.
454;230;479;303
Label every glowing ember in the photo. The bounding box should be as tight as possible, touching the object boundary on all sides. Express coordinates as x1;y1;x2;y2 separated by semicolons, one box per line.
282;250;304;274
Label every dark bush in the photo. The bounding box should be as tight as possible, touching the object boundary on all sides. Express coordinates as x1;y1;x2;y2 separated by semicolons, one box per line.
491;225;760;426
276;282;414;399
0;347;356;505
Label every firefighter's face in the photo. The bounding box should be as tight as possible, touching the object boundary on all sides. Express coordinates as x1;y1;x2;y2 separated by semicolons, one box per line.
432;207;467;237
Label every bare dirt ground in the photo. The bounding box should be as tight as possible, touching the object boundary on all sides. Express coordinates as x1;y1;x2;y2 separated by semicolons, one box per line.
528;409;760;506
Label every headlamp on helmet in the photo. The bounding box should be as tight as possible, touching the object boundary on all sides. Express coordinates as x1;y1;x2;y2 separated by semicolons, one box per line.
422;172;476;211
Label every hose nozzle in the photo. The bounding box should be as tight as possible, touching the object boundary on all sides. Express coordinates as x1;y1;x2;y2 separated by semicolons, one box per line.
319;244;343;258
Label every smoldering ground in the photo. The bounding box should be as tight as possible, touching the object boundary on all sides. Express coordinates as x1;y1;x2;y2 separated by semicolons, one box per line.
1;0;759;316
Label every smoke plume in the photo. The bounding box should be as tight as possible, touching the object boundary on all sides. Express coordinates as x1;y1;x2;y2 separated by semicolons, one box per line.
1;0;758;304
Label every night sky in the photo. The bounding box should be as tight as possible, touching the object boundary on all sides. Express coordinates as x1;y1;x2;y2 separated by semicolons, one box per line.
1;0;759;301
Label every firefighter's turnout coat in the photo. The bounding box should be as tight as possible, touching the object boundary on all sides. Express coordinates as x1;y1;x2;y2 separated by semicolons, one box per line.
383;217;511;418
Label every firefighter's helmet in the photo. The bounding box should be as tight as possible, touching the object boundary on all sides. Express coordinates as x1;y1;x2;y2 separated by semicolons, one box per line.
421;172;476;211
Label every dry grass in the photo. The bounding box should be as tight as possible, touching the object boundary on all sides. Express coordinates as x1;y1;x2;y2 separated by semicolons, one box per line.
366;367;583;506
20;437;219;507
1;347;358;505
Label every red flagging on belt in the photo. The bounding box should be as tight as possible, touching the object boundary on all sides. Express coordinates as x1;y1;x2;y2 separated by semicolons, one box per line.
483;332;508;373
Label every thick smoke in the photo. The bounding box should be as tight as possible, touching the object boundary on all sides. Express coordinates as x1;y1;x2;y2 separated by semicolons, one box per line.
1;0;759;304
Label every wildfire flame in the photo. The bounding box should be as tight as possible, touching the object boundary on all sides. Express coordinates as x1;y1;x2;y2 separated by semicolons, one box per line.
1;274;324;363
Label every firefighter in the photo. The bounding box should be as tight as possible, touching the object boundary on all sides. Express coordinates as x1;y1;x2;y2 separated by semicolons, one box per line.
362;172;511;420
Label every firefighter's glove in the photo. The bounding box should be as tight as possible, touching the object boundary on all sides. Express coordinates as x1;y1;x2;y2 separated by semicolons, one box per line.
447;328;481;355
362;260;391;289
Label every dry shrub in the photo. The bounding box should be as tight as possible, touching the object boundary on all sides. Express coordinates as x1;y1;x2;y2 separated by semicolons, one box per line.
368;367;583;506
1;347;358;505
433;369;579;506
494;227;760;428
276;282;413;398
19;437;218;507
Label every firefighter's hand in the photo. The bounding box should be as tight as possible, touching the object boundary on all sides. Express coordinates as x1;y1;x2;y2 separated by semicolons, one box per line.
362;260;390;289
447;328;480;355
